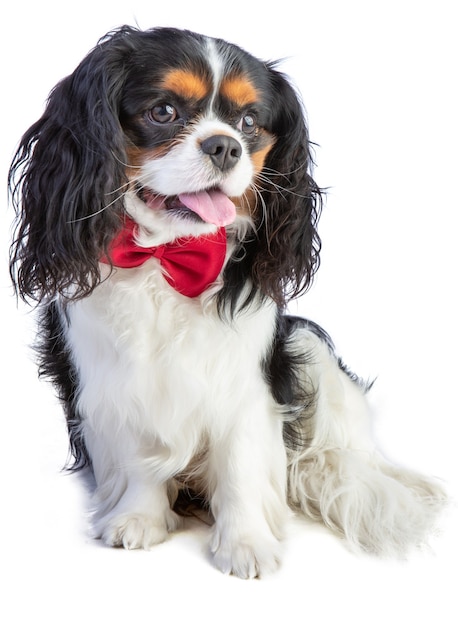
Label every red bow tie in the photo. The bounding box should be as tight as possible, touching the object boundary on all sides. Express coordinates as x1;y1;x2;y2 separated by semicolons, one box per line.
102;218;227;298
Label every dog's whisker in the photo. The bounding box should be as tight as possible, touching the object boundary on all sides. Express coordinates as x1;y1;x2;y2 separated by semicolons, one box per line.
256;172;312;200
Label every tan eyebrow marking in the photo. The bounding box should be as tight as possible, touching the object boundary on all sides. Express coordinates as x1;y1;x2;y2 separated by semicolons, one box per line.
220;76;259;107
161;69;209;100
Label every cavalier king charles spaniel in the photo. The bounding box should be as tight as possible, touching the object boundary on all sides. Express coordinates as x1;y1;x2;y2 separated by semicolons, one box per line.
9;26;446;578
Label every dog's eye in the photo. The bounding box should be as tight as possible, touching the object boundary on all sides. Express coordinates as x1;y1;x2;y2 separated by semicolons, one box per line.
238;114;257;135
149;104;178;124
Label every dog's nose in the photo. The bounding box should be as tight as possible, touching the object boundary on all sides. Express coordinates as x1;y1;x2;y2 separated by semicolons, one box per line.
201;135;242;171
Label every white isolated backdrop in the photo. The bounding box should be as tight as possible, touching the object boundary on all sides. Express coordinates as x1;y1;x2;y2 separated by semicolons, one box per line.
1;1;457;624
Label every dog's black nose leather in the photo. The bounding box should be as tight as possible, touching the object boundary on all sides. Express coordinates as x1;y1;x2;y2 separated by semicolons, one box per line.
201;135;242;171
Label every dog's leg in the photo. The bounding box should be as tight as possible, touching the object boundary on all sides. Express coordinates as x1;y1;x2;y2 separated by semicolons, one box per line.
62;295;185;550
84;424;181;549
287;327;447;555
208;392;289;578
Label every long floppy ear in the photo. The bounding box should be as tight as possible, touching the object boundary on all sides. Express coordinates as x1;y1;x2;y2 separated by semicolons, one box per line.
9;28;133;303
220;65;323;313
254;65;323;306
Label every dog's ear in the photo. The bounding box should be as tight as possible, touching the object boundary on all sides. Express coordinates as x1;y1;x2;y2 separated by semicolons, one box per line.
219;65;322;313
254;65;323;306
9;28;135;303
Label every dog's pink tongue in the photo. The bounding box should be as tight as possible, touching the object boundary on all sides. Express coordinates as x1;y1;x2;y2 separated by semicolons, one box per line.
178;190;236;226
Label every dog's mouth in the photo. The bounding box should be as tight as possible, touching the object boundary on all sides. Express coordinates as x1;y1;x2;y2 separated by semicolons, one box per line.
136;186;236;227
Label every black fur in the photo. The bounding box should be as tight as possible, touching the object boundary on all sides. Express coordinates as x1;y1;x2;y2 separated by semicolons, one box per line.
265;315;317;450
37;302;90;469
8;31;130;303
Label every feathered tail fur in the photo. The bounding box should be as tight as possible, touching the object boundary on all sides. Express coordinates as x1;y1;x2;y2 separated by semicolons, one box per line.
283;320;447;556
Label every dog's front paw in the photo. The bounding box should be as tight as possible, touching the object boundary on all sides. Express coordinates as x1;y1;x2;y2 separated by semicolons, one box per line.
98;510;181;550
210;528;282;579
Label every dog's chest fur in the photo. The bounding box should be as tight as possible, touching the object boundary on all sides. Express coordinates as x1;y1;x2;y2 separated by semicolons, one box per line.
63;260;278;450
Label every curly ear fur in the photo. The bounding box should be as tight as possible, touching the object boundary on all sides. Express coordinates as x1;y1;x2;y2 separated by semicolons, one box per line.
219;65;322;313
8;28;136;303
259;66;322;303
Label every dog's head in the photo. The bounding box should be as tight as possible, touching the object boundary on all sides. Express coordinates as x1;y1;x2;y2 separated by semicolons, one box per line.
9;26;322;309
119;28;278;244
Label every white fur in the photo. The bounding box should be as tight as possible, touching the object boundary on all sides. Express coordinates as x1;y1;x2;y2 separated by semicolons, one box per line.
59;265;447;577
286;329;447;557
63;261;288;577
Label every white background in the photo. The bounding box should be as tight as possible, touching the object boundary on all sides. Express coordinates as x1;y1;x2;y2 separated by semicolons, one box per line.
1;1;457;624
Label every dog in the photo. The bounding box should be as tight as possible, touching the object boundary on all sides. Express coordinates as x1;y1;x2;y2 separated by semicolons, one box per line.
9;26;446;578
